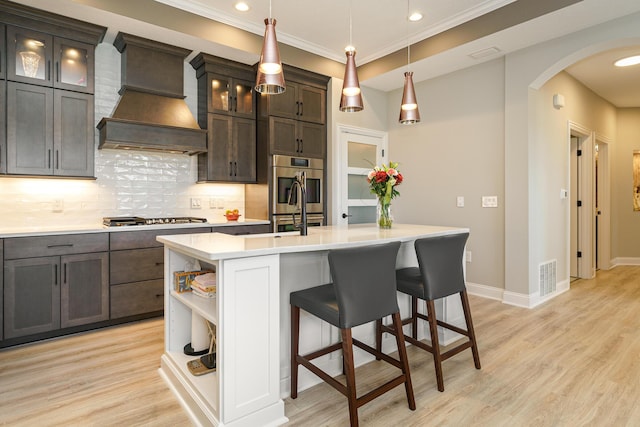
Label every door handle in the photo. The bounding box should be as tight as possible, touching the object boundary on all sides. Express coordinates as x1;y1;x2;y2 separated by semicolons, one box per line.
342;213;352;219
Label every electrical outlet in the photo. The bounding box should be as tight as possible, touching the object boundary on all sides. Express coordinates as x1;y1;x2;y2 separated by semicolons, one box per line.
482;196;498;208
190;198;202;209
466;250;472;263
52;199;64;212
456;196;465;207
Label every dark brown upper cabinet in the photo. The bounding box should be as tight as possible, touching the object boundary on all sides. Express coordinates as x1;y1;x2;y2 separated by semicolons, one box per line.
1;2;105;178
257;65;329;159
191;53;258;183
6;26;95;94
260;81;326;125
6;81;94;177
205;73;255;119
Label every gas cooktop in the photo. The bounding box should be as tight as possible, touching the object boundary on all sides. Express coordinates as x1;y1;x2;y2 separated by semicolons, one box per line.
103;216;208;227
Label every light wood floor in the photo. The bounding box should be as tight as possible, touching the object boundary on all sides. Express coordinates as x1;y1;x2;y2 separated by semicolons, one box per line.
1;265;639;426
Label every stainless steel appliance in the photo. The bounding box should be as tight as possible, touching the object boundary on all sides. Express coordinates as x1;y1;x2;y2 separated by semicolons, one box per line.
273;213;324;233
103;216;207;227
272;155;324;232
272;155;323;215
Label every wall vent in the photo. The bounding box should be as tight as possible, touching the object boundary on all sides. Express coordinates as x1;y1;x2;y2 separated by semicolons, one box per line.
539;260;557;297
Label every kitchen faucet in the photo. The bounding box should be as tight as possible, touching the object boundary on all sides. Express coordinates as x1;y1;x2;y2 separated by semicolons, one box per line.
288;171;308;236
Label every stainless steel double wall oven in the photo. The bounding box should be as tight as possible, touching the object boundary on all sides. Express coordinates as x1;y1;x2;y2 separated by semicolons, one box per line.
272;155;324;232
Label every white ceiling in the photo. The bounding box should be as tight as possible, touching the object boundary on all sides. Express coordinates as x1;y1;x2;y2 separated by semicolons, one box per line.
10;0;640;106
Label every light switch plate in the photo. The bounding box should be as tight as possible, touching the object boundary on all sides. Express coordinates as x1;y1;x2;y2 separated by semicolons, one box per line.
482;196;498;208
456;196;464;207
191;198;202;209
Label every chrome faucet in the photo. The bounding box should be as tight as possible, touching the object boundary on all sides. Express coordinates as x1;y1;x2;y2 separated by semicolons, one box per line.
287;171;308;236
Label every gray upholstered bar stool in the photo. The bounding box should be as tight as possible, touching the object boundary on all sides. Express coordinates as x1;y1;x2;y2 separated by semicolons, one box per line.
377;232;481;392
290;241;416;427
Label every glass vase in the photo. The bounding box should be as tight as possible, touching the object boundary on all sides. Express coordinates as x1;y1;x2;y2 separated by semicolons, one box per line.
377;199;393;229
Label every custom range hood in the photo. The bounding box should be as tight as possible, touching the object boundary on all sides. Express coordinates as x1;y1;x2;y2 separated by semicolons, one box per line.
97;33;206;154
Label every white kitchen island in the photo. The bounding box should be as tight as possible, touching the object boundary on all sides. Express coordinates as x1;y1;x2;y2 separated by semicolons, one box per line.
157;224;468;427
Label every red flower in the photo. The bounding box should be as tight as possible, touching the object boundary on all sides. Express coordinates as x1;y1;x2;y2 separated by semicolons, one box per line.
374;171;388;183
395;173;403;184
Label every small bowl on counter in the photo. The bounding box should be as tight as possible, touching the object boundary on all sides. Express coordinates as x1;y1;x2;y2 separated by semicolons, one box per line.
224;213;241;221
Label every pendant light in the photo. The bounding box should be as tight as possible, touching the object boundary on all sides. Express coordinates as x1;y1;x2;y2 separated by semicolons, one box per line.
255;0;285;94
399;0;420;124
339;0;363;112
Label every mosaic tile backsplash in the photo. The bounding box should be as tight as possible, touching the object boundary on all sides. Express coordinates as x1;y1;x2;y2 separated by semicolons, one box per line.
0;43;245;229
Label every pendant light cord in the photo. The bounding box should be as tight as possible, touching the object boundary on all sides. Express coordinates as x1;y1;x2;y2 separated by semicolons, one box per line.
407;0;410;72
269;0;272;19
349;0;353;48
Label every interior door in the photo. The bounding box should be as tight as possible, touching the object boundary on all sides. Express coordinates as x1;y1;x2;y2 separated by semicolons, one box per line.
337;126;387;225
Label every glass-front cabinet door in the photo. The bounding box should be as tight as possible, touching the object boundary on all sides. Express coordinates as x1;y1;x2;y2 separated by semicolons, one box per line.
7;26;53;85
54;38;93;93
207;74;254;118
233;78;255;118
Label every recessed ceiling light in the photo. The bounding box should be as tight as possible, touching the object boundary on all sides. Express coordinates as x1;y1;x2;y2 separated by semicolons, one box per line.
235;2;250;12
614;55;640;67
409;12;423;22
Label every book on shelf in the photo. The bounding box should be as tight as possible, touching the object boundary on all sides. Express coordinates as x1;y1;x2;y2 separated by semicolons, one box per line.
173;270;215;293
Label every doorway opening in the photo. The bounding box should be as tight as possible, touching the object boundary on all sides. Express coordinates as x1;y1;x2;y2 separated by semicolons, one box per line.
568;123;611;281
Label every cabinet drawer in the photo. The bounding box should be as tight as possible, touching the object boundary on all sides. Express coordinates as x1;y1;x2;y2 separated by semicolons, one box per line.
109;227;210;250
110;279;164;319
110;247;164;285
4;233;109;259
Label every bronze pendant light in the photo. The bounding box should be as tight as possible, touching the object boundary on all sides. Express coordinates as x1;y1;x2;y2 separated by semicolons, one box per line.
255;0;286;94
339;0;363;112
399;0;420;124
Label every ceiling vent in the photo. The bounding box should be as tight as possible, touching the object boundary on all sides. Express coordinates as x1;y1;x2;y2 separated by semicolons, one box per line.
97;33;207;154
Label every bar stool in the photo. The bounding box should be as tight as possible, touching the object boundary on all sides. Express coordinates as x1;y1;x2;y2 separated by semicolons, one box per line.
377;232;481;392
290;241;415;427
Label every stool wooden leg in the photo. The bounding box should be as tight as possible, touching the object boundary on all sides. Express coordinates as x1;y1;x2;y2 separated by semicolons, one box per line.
460;291;481;369
426;299;444;392
392;312;416;410
291;305;300;399
375;318;382;359
411;296;418;340
341;328;359;427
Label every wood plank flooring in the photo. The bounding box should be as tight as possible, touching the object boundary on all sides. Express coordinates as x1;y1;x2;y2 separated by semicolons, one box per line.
1;265;639;426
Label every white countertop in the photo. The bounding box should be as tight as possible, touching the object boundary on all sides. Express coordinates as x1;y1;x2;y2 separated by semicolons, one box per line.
156;223;468;261
0;218;270;238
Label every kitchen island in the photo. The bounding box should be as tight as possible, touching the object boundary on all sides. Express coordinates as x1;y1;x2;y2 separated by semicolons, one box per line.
157;224;468;427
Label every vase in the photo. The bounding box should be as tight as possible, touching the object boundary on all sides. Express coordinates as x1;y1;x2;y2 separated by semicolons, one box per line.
377;199;393;229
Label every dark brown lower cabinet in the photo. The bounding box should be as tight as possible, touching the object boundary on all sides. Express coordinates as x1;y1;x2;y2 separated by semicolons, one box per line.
3;252;108;339
108;227;211;319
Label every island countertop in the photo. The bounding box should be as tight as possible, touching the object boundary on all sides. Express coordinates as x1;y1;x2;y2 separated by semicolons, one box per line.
156;223;468;260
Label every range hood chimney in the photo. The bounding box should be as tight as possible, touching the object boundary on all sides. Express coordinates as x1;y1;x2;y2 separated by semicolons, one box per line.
97;33;206;154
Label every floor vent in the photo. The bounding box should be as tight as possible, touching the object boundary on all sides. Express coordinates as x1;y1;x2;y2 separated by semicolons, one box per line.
539;260;557;297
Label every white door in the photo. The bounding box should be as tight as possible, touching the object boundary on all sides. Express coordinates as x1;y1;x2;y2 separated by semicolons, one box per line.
336;125;387;225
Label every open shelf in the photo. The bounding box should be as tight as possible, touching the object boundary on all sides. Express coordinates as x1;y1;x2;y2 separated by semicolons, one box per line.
171;290;217;324
164;350;219;418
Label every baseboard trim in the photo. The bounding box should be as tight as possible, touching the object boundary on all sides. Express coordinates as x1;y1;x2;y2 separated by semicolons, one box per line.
466;282;503;301
468;279;570;309
611;257;640;266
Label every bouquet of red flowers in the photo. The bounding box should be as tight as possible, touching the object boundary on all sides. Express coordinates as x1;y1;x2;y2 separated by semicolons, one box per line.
367;161;403;205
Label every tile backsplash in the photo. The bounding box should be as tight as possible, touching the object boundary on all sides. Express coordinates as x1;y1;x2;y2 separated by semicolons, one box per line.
0;43;245;229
